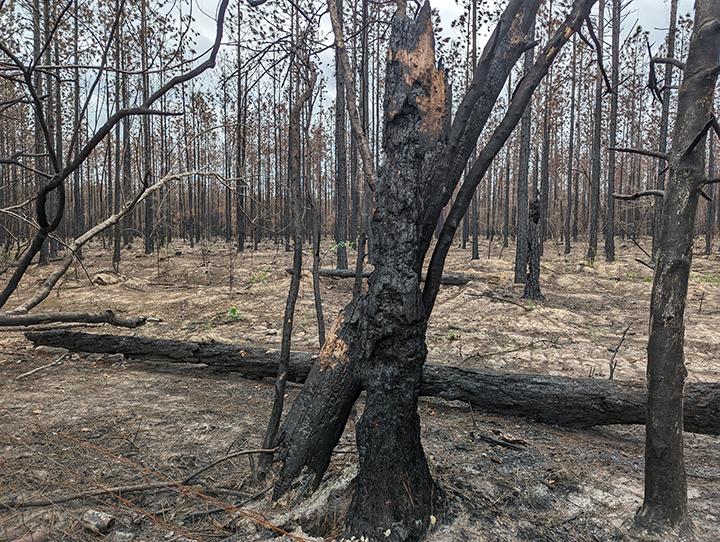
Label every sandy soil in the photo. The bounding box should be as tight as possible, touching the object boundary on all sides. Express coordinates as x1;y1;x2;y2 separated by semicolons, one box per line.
1;237;719;541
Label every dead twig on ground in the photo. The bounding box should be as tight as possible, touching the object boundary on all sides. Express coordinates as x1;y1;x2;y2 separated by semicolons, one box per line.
2;447;276;509
15;353;68;380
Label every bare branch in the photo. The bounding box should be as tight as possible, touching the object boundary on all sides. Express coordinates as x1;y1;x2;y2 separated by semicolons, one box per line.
612;190;665;200
585;15;614;95
652;56;685;71
608;146;669;161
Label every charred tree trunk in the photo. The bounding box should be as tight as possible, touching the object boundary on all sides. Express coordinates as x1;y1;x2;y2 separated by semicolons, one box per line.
523;197;543;300
334;0;349;270
277;6;448;540
513;24;534;283
564;36;576;256
652;0;679;259
587;0;604;263
604;0;619;262
273;1;594;540
635;2;720;533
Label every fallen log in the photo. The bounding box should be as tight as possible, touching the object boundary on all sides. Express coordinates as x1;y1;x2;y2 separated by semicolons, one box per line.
287;268;473;286
25;330;720;435
0;310;146;328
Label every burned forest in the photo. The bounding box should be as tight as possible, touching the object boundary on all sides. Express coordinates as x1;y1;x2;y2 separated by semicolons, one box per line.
1;0;720;541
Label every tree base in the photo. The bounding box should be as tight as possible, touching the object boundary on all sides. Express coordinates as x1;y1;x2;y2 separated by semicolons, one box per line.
632;506;692;539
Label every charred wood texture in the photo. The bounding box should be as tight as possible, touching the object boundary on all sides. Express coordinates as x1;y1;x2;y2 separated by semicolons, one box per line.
635;1;720;532
24;329;720;437
522;197;543;300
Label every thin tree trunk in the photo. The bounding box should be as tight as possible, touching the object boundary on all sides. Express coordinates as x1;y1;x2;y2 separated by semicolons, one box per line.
587;0;604;263
604;0;619;262
565;36;576;255
513;24;534;283
634;2;720;532
705;134;715;255
141;0;154;254
334;0;349;269
470;0;479;260
260;56;317;473
652;0;679;259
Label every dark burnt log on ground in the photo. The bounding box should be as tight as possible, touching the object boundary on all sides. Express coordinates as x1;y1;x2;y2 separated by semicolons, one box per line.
25;330;720;436
286;268;473;286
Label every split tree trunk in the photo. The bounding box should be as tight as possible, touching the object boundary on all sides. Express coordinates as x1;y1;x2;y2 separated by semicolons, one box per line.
272;1;593;540
24;329;720;436
275;5;450;540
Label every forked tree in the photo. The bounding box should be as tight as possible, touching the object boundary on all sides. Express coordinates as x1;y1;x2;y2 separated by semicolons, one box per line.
269;1;597;540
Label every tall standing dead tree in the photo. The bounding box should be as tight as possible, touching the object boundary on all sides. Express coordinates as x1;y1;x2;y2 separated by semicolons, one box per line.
270;1;598;540
637;2;720;532
614;0;720;533
587;0;604;263
334;0;349;269
260;40;317;474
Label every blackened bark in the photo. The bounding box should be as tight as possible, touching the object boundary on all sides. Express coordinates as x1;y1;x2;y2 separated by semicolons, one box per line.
344;6;447;538
334;0;349;270
277;5;449;540
522;197;543;300
652;0;679;259
565;36;576;256
513;25;534;283
587;0;603;263
604;0;619;262
635;1;720;533
273;310;362;500
705;136;715;255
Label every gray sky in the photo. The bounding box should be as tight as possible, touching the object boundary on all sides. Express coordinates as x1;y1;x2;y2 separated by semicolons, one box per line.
189;0;695;95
